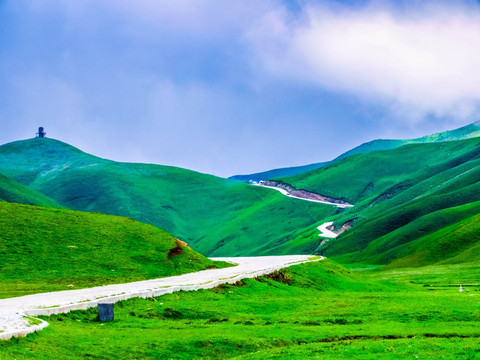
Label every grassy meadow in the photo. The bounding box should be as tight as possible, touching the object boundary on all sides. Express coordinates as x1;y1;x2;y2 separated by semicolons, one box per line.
0;202;226;299
1;260;479;359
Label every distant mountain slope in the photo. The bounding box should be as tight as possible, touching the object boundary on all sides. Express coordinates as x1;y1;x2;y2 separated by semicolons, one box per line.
0;138;333;257
230;121;480;181
0;201;221;298
280;136;480;266
4;123;480;265
230;161;328;182
0;173;62;208
364;202;480;268
280;138;480;203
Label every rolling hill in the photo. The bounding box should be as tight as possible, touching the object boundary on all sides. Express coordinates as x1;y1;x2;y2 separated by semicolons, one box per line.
0;173;62;208
0;201;221;298
230;121;480;181
0;138;334;257
2;122;480;266
279;136;480;266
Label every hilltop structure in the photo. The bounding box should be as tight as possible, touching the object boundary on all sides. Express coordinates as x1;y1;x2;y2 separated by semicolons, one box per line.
36;127;46;138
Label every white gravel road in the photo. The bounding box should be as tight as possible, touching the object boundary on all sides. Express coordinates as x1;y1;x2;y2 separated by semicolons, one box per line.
252;183;353;208
0;255;323;340
317;222;339;238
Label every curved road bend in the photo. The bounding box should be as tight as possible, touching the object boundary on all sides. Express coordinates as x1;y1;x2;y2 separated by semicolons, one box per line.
0;255;324;340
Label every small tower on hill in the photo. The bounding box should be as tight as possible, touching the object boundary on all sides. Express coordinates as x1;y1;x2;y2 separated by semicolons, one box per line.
36;127;47;138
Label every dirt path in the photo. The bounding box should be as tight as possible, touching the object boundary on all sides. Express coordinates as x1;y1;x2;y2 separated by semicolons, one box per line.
0;255;323;340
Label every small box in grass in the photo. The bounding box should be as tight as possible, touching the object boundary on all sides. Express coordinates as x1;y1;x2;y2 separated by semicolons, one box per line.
98;302;114;322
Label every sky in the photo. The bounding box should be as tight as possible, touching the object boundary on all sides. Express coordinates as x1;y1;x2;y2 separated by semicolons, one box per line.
2;0;480;177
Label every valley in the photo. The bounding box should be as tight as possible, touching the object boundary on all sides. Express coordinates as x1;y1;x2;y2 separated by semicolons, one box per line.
1;122;480;358
4;1;480;358
0;138;334;257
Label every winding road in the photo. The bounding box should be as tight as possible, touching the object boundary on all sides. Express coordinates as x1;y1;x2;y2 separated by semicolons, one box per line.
252;183;349;239
252;183;353;208
0;255;323;340
317;222;338;238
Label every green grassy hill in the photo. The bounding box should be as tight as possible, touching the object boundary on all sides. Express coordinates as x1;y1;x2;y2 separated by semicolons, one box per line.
279;137;480;266
0;173;61;208
332;120;480;163
3;122;480;264
0;201;221;298
0;138;333;257
280;139;480;203
230;121;480;181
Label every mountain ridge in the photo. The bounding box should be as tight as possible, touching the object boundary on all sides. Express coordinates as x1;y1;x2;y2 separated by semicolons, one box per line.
230;120;480;181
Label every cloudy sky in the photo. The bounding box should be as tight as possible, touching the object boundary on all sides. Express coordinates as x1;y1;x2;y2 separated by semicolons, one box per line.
2;0;480;177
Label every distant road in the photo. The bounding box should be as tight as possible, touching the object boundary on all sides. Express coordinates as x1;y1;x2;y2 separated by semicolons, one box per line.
252;183;353;208
0;255;323;340
317;221;339;238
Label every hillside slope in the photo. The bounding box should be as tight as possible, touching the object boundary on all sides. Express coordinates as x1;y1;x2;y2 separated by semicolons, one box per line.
0;201;220;298
280;137;480;266
4;125;480;265
0;173;62;208
0;138;333;257
230;121;480;181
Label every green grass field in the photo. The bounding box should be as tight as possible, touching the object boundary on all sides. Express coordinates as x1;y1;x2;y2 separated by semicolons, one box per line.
1;260;479;359
280;138;480;204
0;202;226;299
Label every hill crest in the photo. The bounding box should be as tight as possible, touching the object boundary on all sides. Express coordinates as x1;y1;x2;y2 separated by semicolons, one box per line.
230;120;480;181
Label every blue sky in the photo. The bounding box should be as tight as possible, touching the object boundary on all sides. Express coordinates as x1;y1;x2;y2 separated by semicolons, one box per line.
1;0;480;177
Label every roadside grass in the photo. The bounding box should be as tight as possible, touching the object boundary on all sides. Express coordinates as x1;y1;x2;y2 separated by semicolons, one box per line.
22;317;42;327
1;261;479;359
0;202;228;299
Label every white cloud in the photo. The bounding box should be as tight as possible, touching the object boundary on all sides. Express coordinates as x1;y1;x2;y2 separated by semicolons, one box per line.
250;1;480;121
